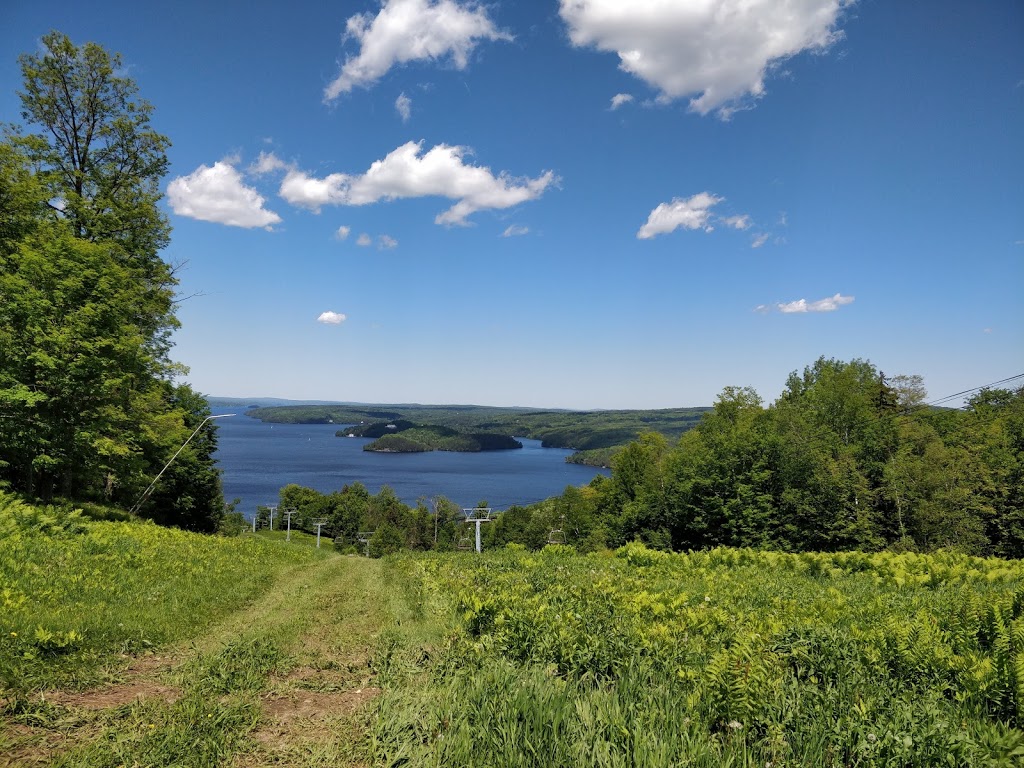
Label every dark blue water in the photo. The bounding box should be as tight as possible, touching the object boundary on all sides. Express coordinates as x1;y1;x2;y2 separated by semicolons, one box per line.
211;407;609;515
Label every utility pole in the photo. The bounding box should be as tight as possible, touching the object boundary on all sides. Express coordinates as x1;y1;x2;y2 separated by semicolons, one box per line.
267;505;277;532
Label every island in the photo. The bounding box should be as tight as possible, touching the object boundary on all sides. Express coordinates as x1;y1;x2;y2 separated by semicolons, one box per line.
338;421;523;453
244;403;713;465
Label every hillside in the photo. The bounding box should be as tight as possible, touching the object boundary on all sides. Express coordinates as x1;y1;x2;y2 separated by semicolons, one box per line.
338;420;523;452
247;403;711;463
5;494;1024;767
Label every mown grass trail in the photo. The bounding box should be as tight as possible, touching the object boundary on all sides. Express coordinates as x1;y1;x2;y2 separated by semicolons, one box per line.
1;531;429;768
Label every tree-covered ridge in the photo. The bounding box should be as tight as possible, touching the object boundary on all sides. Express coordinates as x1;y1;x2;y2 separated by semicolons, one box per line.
0;32;224;530
338;420;522;452
248;403;711;459
482;358;1024;559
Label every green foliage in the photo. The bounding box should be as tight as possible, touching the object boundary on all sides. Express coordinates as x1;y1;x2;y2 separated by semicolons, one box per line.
342;420;524;452
373;546;1024;766
190;636;285;695
251;403;711;456
369;521;406;558
0;31;223;529
0;494;322;696
15;30;171;262
490;358;1023;557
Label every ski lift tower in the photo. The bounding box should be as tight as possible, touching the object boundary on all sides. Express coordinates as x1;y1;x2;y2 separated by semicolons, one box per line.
312;518;328;548
461;508;493;554
356;531;374;557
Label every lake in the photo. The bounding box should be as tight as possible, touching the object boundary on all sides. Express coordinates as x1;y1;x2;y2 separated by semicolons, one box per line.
212;406;609;515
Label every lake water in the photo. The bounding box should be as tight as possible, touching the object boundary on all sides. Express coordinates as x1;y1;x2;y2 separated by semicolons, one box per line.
212;407;609;515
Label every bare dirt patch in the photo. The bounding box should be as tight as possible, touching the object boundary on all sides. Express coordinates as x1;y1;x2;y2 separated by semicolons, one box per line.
260;686;381;728
36;654;180;711
0;725;59;768
40;680;180;710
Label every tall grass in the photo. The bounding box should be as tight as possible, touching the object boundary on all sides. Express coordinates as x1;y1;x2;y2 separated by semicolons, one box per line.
372;544;1024;767
0;493;324;695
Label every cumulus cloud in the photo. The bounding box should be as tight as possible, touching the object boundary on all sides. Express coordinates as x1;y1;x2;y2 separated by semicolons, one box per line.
610;93;633;110
278;141;557;225
395;92;412;122
721;214;751;230
249;151;289;175
378;234;399;249
751;232;770;248
167;161;282;229
335;225;351;240
357;233;373;246
776;293;855;313
324;0;511;100
317;311;347;325
560;0;849;117
501;224;529;237
637;192;722;239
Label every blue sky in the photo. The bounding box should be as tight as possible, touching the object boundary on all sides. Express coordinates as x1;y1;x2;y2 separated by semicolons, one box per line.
3;0;1022;409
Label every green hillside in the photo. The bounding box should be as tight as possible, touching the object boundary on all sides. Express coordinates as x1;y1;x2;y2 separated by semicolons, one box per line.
4;494;1024;767
248;403;711;462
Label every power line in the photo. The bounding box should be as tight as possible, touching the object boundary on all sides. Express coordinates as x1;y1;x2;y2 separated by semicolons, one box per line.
894;372;1024;423
921;373;1024;408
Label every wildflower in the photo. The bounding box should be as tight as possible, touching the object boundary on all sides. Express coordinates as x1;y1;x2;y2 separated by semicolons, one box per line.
9;632;16;637
866;733;877;743
704;596;711;602
728;720;743;730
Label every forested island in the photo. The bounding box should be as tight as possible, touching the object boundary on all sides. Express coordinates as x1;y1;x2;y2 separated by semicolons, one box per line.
338;420;522;452
248;403;711;465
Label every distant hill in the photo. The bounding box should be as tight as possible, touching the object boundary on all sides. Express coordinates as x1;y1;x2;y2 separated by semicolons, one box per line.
206;396;346;408
246;402;712;466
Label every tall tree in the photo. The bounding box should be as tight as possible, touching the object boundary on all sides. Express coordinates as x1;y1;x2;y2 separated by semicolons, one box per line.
1;32;223;527
14;31;171;268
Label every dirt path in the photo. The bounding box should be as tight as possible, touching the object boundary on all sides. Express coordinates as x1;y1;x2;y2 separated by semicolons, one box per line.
3;554;419;767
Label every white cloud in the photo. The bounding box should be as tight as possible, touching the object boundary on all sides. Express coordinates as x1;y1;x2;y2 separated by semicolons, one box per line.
317;311;347;325
335;225;351;240
501;224;530;237
324;0;511;101
559;0;849;118
721;214;751;230
278;141;557;225
357;233;373;246
395;92;412;122
249;151;289;175
983;328;993;334
637;192;722;239
751;232;770;248
776;293;854;313
610;93;633;110
167;161;282;229
378;234;399;249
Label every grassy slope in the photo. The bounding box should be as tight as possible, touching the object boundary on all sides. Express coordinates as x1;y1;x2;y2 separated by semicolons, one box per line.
1;512;437;767
8;501;1024;767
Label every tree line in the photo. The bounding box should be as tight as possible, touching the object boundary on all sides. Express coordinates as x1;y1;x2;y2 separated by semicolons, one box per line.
0;32;224;531
487;358;1024;558
252;483;471;557
265;358;1023;559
